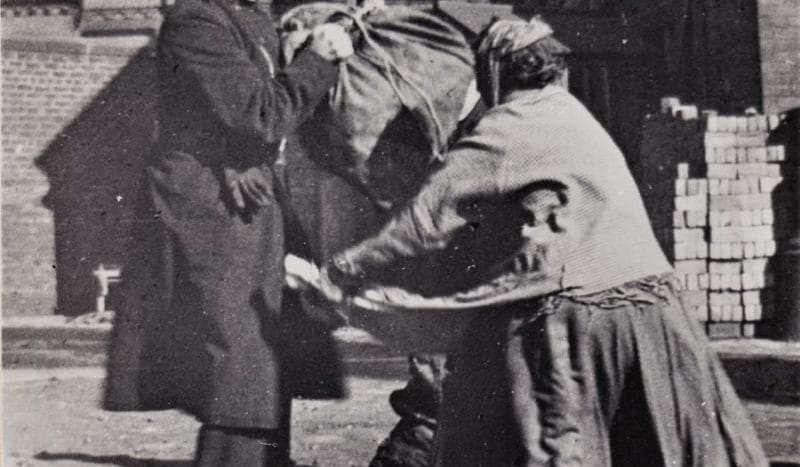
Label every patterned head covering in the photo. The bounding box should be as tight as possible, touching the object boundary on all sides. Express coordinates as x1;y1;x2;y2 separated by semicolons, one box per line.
476;16;569;107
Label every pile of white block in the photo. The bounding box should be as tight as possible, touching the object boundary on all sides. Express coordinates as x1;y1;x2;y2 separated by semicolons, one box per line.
636;98;793;337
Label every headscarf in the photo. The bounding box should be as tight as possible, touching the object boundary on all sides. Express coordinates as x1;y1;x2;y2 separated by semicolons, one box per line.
476;16;569;107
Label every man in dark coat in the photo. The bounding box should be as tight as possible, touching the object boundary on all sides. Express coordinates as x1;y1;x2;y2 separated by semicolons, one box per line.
103;0;353;465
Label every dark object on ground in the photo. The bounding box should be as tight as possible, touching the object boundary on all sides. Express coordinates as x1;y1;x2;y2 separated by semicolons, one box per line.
369;354;447;467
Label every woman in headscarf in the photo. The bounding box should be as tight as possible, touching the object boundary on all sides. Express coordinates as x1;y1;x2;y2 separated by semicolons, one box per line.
314;16;768;467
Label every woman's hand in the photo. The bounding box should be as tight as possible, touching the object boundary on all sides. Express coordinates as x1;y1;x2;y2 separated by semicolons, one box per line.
318;265;346;304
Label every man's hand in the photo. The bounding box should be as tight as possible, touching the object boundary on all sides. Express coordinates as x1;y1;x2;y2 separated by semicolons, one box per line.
309;23;354;62
225;166;273;211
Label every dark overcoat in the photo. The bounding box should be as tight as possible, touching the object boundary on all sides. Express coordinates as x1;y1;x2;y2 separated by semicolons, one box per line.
104;0;344;429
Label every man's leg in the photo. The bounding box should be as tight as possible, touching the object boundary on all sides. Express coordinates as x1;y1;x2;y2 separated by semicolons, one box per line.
194;394;292;467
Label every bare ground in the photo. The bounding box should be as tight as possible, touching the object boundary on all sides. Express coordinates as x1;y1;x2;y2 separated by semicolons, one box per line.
3;373;402;467
4;370;800;467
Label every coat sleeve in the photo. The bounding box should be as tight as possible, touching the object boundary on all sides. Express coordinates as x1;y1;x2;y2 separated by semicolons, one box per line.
329;138;502;286
158;3;338;143
328;132;602;290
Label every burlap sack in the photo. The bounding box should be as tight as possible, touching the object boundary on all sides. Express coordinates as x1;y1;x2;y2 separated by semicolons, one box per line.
284;3;475;209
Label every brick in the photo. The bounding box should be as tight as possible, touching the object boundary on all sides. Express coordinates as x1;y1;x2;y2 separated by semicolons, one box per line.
735;133;769;147
705;115;720;132
731;272;744;289
722;304;734;321
744;304;762;321
764;240;777;256
704;147;719;163
673;211;686;228
698;273;710;290
759;177;783;193
748;178;761;195
723;147;737;163
748;147;768;162
736;147;748;163
729;180;747;195
709;242;732;259
742;290;761;305
743;242;756;258
754;240;766;257
673;243;688;261
674;259;708;274
696;241;709;258
765;163;782;177
707;164;738;179
704;131;737;149
674;228;706;243
710;273;721;290
1;39;87;55
707;322;741;338
710;304;723;321
717;179;730;195
735;117;749;133
674;105;698;120
720;273;734;290
773;145;785;161
710;291;742;306
746;115;760;132
709;194;772;210
709;225;773;243
709;261;742;274
742;271;765;290
737;163;766;177
731;305;744;321
719;209;735;226
708;179;721;195
684;210;697;227
761;209;774;225
674;179;687;196
740;209;754;226
709;210;721;226
757;115;769;131
677;163;690;179
685;273;700;290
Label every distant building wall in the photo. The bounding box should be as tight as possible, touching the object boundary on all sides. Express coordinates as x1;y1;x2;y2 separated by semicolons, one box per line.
1;8;155;315
757;0;800;114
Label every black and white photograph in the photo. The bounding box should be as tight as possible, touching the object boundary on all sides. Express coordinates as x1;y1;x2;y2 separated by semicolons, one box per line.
2;0;799;465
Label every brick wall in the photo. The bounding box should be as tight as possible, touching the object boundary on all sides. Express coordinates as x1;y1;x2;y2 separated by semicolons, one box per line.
1;39;156;316
757;0;800;114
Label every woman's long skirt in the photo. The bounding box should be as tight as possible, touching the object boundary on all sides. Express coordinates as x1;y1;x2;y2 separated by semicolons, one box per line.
434;274;768;467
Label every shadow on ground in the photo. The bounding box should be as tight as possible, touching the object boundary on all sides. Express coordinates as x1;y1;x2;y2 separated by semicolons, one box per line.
34;452;190;466
33;452;318;467
30;451;800;467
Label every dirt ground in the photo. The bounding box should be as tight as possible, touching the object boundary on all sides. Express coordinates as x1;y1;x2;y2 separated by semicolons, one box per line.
3;372;403;467
5;370;800;466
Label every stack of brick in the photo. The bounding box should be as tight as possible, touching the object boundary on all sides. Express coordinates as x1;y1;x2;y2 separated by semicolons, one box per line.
636;98;793;338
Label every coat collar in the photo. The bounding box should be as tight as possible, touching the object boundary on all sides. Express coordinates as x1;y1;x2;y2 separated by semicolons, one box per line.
500;84;564;106
210;0;271;14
